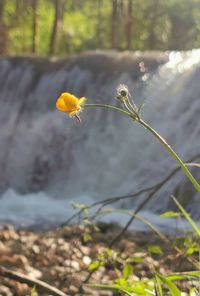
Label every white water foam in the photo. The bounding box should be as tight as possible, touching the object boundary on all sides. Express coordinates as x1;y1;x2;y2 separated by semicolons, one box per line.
0;50;200;229
1;189;199;234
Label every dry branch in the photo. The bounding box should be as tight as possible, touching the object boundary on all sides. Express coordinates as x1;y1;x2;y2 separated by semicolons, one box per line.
0;266;69;296
76;153;200;289
109;153;200;246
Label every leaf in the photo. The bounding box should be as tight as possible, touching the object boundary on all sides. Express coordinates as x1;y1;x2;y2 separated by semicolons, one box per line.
85;283;153;295
160;211;181;218
148;245;163;254
104;248;113;258
122;264;133;279
165;271;200;281
115;278;127;286
171;196;200;237
97;252;104;262
88;261;99;271
70;202;86;210
157;274;181;296
30;286;35;296
154;274;163;296
82;233;92;243
83;217;92;225
186;247;197;254
85;284;133;295
132;256;142;263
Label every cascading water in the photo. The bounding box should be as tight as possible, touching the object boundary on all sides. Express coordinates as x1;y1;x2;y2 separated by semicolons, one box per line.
0;50;200;230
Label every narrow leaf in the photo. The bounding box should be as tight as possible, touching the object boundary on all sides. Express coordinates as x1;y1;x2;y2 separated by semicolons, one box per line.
165;271;200;281
154;274;163;296
148;245;163;254
30;286;35;296
88;261;99;271
160;211;181;218
171;196;200;237
122;264;133;279
157;274;181;296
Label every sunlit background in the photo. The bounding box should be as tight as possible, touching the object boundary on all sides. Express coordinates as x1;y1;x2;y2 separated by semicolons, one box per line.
1;0;200;55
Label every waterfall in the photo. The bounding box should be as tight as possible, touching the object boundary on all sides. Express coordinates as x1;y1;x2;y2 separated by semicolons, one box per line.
0;50;200;229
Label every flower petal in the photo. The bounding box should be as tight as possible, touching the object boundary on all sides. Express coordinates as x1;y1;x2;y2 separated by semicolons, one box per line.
56;97;68;112
79;97;86;106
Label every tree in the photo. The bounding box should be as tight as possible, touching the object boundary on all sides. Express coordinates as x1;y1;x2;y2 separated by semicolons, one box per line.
111;0;118;49
0;0;8;55
147;0;159;50
124;0;133;50
95;0;103;48
31;0;37;53
49;0;62;55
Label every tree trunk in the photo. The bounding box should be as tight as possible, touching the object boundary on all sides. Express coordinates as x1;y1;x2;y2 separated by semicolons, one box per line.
125;0;133;50
31;0;37;54
0;0;8;55
96;0;102;48
147;0;159;50
49;0;61;55
111;0;118;49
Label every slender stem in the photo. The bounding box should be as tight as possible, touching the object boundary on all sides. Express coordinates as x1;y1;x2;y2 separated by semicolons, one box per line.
138;118;200;192
124;100;139;120
84;103;132;117
84;103;200;192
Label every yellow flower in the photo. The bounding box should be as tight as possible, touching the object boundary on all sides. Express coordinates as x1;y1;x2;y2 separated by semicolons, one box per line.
56;92;86;118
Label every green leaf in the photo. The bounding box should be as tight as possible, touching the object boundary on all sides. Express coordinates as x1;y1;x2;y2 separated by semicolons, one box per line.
85;282;153;296
171;196;200;237
160;211;181;218
186;247;197;254
132;256;142;263
115;278;127;286
97;252;104;262
30;286;35;296
83;217;92;225
70;202;86;210
154;274;163;296
104;248;113;258
88;261;99;271
189;287;198;295
148;245;163;254
157;274;181;296
85;284;133;295
165;271;200;281
82;233;92;243
122;264;133;279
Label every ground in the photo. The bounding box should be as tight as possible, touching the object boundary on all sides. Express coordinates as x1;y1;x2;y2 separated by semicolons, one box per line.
0;223;197;296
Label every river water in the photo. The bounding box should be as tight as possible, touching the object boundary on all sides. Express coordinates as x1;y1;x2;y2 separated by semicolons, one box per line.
0;50;200;231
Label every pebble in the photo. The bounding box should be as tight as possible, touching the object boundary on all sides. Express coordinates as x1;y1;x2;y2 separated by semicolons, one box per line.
0;224;196;296
82;255;91;265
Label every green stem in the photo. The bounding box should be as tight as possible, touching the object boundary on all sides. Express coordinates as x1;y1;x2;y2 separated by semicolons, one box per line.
84;103;200;192
138;119;200;192
84;103;132;117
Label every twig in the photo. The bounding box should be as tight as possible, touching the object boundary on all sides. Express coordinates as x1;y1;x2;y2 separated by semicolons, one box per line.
109;153;200;247
0;266;69;296
79;154;200;289
59;186;154;227
60;154;200;229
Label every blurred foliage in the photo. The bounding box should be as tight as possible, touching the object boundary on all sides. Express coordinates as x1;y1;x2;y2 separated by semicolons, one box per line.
0;0;199;56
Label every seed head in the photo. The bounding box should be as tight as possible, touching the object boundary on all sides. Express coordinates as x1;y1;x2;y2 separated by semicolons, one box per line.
116;84;129;102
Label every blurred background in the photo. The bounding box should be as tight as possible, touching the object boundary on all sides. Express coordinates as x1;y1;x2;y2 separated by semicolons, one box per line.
0;0;200;230
0;0;200;56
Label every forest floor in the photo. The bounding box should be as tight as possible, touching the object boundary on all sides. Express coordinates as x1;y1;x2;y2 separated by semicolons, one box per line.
0;223;197;296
